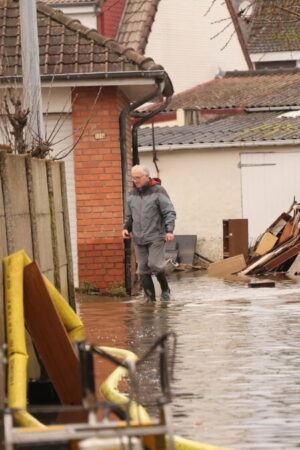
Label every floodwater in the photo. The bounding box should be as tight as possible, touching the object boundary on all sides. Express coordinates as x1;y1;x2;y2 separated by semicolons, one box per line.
77;271;300;450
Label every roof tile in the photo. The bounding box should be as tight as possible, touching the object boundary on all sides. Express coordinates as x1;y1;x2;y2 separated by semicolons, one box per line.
117;0;160;54
138;111;300;147
0;0;165;77
163;70;300;111
247;0;300;53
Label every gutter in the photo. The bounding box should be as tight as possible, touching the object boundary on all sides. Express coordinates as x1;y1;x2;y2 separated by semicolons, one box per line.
50;2;98;6
119;78;173;295
246;106;300;112
139;139;300;152
0;70;168;84
131;93;172;166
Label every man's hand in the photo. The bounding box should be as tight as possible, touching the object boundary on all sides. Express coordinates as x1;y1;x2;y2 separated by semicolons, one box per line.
165;233;175;242
122;229;130;239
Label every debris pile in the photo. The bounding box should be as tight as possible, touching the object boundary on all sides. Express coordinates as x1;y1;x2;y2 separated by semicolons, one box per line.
240;201;300;277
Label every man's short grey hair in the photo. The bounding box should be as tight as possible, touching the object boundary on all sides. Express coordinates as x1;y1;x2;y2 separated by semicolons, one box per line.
131;165;150;177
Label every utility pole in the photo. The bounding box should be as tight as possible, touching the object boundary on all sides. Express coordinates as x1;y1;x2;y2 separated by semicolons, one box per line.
19;0;44;148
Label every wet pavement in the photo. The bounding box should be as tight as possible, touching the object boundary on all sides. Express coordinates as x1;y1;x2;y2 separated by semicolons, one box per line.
77;271;300;450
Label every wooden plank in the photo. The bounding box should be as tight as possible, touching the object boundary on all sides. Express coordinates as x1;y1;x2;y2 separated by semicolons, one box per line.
278;221;293;244
59;161;76;310
248;280;275;288
208;254;246;277
263;242;300;271
255;232;278;256
23;262;82;405
46;161;61;291
240;238;295;275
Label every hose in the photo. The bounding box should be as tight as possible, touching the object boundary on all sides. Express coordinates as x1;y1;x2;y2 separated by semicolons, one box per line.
99;347;232;450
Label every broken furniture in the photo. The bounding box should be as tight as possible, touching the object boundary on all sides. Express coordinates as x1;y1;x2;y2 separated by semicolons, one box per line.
240;202;300;276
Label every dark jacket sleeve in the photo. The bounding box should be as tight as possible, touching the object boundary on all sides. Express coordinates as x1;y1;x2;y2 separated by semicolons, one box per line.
157;186;176;233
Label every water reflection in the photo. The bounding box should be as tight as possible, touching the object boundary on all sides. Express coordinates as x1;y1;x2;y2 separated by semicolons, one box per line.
78;272;300;450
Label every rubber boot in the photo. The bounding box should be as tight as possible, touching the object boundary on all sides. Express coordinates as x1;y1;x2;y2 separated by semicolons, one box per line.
156;272;171;301
140;274;156;302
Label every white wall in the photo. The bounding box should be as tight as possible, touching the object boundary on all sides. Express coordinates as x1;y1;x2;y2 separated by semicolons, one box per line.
145;0;248;94
51;5;97;29
241;151;300;245
42;87;72;114
140;147;243;261
140;144;300;261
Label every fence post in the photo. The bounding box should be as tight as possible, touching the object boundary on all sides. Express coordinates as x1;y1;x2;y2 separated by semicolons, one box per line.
25;156;40;263
0;153;15;255
46;160;61;292
59;161;76;311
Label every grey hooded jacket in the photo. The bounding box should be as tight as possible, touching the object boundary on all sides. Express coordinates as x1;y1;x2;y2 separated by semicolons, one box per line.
123;179;176;245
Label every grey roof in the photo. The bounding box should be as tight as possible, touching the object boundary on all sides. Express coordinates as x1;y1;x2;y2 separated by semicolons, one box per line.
141;70;300;113
247;1;300;54
138;111;300;148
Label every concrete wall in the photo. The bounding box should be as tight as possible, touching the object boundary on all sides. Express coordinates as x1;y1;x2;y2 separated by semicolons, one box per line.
140;147;242;261
145;0;248;93
0;154;74;352
44;111;78;288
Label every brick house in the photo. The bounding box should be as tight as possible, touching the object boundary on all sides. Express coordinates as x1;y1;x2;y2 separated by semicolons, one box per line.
0;1;173;293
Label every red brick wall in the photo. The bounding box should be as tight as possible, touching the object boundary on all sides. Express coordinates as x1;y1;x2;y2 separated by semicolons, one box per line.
98;0;126;38
72;86;131;292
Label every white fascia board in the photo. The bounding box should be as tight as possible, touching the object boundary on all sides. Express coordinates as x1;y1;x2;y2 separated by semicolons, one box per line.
54;6;95;14
251;51;300;62
139;139;300;152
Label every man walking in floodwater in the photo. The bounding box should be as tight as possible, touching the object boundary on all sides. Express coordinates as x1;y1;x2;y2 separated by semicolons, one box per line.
122;165;176;302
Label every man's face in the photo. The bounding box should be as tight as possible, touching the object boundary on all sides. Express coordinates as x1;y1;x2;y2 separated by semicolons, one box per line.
132;170;149;189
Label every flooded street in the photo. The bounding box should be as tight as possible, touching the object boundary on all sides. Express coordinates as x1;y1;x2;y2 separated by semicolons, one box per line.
78;271;300;450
